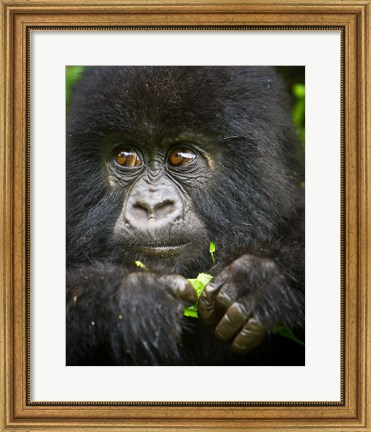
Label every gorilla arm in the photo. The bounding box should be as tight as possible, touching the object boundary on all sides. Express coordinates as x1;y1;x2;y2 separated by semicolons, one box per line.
66;263;197;366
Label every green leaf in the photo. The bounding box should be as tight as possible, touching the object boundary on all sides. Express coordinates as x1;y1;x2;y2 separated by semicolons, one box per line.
273;326;305;346
209;240;216;263
184;273;213;318
135;260;148;271
187;278;205;296
183;305;198;318
193;273;213;291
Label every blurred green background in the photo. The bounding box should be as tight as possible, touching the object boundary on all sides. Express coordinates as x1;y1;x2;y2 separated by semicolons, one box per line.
66;66;305;146
66;66;85;110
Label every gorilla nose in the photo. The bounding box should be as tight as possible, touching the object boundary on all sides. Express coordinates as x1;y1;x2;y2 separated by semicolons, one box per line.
134;199;177;220
126;196;182;228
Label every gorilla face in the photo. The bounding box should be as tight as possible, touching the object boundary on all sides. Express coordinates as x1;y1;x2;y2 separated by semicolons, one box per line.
106;134;209;270
67;67;301;276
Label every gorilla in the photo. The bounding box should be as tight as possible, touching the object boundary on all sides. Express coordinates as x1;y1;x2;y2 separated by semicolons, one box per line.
66;66;305;366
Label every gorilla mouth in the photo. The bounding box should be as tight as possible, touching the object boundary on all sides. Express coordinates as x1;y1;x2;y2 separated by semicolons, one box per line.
132;243;190;257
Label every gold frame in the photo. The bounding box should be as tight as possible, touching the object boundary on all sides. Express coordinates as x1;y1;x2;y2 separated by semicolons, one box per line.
1;1;370;431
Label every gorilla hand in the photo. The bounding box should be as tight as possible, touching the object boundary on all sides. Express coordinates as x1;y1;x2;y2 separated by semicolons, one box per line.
198;255;294;355
123;272;197;317
114;272;198;364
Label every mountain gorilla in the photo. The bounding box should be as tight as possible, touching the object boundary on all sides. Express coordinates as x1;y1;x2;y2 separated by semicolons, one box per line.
66;66;305;366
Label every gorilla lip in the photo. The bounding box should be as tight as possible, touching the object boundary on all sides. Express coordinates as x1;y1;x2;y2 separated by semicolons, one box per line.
132;243;190;256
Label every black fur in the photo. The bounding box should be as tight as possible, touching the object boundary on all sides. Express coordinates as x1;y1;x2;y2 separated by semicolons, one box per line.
66;66;304;366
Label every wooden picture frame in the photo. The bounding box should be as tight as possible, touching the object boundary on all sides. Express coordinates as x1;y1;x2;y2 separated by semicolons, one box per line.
1;1;370;430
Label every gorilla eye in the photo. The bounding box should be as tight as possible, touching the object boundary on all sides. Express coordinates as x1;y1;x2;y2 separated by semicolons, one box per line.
115;149;142;167
168;148;196;167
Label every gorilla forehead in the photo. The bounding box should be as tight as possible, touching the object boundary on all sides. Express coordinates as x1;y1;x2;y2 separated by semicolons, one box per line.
70;66;287;143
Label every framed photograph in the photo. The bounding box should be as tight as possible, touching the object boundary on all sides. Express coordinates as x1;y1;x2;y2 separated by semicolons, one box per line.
1;1;370;431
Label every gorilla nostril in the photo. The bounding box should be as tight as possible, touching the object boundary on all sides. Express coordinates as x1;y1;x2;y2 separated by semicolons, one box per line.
132;203;153;220
154;200;176;219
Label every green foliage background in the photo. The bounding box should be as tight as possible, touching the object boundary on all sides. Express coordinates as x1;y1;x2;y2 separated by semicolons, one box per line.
66;66;85;110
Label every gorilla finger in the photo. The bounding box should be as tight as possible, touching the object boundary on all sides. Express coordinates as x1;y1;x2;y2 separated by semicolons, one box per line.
231;318;267;355
215;282;239;313
214;302;251;344
198;282;220;326
159;274;197;305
